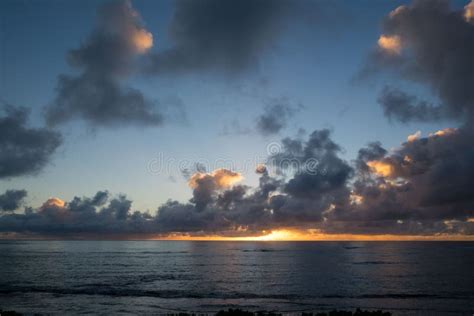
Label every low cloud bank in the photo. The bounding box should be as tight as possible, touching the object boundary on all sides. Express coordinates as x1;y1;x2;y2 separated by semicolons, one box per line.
1;128;472;237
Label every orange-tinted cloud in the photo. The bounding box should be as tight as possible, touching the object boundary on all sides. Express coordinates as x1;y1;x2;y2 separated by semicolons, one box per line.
366;160;393;177
188;168;243;189
41;197;65;210
465;0;474;23
131;29;153;53
407;130;421;142
429;128;457;137
377;35;402;54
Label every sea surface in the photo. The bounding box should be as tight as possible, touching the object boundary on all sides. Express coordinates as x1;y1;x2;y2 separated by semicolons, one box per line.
0;241;473;315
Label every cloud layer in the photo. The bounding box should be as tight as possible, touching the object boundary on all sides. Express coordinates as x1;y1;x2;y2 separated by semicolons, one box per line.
3;126;472;237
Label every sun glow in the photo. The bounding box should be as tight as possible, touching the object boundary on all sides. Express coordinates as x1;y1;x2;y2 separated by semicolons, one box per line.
150;229;474;241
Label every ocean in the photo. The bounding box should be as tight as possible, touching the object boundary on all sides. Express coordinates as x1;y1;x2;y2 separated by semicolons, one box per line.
0;241;473;315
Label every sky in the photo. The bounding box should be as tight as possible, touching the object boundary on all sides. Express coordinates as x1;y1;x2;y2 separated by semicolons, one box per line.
0;0;473;239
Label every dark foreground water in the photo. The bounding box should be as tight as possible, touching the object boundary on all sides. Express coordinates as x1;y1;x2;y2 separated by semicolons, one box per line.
0;241;473;315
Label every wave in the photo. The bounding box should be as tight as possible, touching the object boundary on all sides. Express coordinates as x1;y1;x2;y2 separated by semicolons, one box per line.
0;286;300;300
352;261;400;265
6;250;189;256
90;251;189;254
241;249;282;253
1;285;471;301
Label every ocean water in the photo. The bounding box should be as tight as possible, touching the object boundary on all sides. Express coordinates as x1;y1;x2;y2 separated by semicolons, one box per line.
0;241;473;315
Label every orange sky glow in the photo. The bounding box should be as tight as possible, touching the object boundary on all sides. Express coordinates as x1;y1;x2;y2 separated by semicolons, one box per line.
149;229;474;241
2;229;473;241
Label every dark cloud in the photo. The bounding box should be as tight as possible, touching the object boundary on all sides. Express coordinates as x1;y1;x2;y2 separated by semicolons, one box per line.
102;194;132;221
256;99;302;136
45;0;162;127
267;130;352;223
190;174;218;211
377;86;444;123
0;190;27;212
378;128;474;220
355;141;387;173
0;105;62;179
156;200;230;233
188;169;242;211
146;0;319;74
366;0;474;123
68;191;109;213
281;130;352;199
147;0;287;74
329;127;474;234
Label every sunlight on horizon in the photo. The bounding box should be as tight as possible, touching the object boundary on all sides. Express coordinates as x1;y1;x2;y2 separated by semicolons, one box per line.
153;229;474;242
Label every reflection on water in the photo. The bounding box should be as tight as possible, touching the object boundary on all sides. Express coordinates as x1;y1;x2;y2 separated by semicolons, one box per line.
0;241;473;315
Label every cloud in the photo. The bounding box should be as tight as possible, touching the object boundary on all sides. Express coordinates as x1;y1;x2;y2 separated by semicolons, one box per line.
356;1;474;234
0;105;62;179
188;169;243;210
269;129;352;198
256;99;302;136
255;164;267;174
41;197;66;210
354;141;387;173
377;86;444;123
153;130;353;233
45;0;162;127
220;97;302;137
366;0;474;124
0;191;155;235
265;130;353;225
377;35;402;55
407;130;421;142
465;0;474;22
0;190;27;212
146;0;286;74
365;160;393;177
188;169;243;189
1;129;473;237
156;200;229;233
330;127;474;234
146;0;320;75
